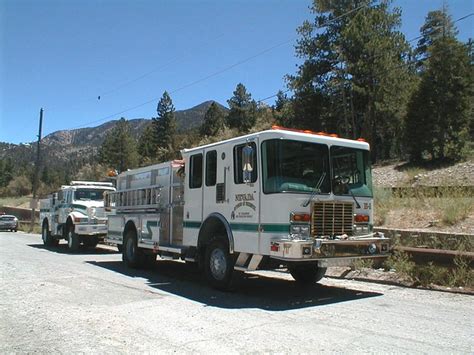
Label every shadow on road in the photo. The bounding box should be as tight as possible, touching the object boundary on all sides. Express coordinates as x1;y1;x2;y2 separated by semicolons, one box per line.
87;259;383;311
28;243;119;255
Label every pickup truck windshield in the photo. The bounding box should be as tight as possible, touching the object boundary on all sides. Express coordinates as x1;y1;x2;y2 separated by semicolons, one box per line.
330;146;372;197
262;139;331;194
74;189;107;201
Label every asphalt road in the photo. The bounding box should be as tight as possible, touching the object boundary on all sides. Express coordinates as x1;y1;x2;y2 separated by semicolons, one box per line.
1;231;473;354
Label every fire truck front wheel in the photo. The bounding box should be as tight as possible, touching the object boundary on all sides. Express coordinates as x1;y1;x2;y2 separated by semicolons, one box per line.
288;264;327;286
66;225;80;252
204;238;235;290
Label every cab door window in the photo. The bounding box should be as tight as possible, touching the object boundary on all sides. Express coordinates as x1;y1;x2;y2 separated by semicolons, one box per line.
234;142;257;184
189;153;203;189
205;150;217;186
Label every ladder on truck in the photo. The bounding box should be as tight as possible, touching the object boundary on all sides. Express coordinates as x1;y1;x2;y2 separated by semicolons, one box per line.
105;185;165;212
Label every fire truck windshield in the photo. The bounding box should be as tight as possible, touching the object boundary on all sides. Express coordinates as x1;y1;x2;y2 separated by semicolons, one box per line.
74;189;107;201
330;146;372;197
262;139;372;197
262;139;331;194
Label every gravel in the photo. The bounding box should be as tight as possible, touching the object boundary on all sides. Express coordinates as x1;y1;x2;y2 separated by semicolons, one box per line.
1;232;473;354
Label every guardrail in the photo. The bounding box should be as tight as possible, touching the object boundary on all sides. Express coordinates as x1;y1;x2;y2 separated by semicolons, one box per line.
375;227;473;267
382;185;474;198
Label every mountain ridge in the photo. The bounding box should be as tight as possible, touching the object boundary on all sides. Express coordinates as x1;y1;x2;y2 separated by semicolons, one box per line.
1;100;227;166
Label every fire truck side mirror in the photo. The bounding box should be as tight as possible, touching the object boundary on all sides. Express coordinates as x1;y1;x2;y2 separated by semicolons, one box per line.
53;193;58;205
242;144;254;184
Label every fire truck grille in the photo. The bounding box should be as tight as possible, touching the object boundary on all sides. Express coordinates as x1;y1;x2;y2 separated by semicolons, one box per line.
311;201;354;237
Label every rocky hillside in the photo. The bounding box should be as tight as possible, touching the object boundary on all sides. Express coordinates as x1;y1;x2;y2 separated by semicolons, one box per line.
373;159;474;187
0;100;227;167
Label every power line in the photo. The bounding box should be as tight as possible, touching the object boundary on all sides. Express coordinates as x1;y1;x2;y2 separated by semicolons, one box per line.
406;12;473;44
66;3;371;130
258;12;474;105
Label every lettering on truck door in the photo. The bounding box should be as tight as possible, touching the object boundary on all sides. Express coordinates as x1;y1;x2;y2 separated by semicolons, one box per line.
228;140;260;254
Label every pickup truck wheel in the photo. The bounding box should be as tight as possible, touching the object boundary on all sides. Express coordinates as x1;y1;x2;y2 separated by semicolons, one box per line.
67;225;80;252
289;265;327;285
204;239;235;290
42;222;55;246
123;230;144;268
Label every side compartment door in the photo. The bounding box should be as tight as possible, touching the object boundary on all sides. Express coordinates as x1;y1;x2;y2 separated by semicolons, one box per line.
202;147;228;222
183;151;204;246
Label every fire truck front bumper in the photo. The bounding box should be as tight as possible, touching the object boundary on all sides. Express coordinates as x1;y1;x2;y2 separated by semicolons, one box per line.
75;223;108;236
269;232;390;266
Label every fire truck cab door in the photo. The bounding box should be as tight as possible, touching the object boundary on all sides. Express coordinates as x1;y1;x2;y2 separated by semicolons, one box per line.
226;139;260;254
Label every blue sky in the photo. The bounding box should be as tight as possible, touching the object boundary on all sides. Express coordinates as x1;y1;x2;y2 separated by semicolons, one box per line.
1;0;473;144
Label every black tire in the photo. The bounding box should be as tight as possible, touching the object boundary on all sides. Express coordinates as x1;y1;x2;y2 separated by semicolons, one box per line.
204;238;235;290
66;224;80;252
83;237;99;248
42;221;56;247
122;229;145;268
289;264;327;285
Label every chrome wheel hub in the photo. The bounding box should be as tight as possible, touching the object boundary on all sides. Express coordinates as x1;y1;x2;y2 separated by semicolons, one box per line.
210;248;227;280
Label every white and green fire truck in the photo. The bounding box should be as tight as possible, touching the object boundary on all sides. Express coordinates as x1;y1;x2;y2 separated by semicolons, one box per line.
104;127;389;289
40;181;115;251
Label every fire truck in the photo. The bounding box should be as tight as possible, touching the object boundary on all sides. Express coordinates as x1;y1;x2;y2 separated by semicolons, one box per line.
105;127;389;289
40;181;115;251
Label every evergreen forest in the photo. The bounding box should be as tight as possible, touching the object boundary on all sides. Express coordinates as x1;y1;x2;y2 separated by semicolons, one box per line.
0;0;472;197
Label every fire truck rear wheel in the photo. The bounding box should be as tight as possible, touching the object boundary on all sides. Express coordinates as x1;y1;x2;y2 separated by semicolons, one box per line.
67;225;80;252
204;238;235;290
123;230;145;268
289;265;327;285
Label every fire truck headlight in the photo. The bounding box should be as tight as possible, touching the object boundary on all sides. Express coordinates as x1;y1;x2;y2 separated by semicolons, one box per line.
290;224;310;239
290;225;301;234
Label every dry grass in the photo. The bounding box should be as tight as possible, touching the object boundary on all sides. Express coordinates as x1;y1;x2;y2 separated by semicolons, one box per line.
0;196;31;208
374;187;473;232
383;249;473;288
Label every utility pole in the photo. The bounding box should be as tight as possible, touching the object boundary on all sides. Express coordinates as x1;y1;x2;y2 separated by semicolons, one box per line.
30;108;43;232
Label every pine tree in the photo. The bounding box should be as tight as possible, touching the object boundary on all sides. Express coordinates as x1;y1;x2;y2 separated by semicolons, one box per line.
415;10;457;70
227;83;257;132
405;10;472;161
152;91;176;161
200;102;226;136
155;91;176;149
137;124;156;163
274;90;289;112
99;118;139;173
288;0;414;161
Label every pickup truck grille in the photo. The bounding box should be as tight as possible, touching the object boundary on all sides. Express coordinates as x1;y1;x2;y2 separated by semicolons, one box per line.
311;201;354;237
